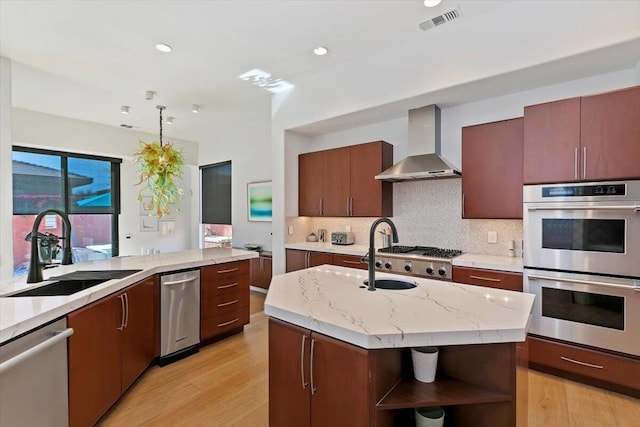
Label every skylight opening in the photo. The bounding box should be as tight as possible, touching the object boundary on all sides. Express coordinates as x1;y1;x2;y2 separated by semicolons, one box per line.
238;68;294;94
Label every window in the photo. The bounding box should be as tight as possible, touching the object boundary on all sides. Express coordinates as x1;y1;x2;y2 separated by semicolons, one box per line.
12;147;121;276
200;161;232;247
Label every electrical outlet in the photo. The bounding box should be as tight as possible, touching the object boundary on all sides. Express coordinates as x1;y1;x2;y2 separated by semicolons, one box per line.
288;226;294;235
488;231;498;244
346;226;352;232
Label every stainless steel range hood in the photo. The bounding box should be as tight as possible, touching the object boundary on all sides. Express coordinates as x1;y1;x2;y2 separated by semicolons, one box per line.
375;105;461;181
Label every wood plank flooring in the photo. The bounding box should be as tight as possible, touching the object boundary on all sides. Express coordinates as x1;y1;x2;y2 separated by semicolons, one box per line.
99;291;639;427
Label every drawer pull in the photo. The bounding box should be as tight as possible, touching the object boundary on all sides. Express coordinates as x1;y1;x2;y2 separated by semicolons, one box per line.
342;260;361;265
469;275;501;282
217;318;239;327
217;267;239;274
560;356;604;369
217;299;239;307
217;282;239;290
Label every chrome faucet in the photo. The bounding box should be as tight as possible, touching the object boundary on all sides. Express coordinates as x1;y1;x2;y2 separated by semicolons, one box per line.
27;209;73;283
366;217;399;291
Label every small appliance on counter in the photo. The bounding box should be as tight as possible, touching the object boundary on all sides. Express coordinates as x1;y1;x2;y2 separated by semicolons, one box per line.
331;231;355;245
306;233;318;242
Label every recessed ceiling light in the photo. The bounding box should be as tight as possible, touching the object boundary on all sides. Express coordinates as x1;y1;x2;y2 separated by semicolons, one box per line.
423;0;442;7
313;46;329;56
120;105;130;115
191;104;200;113
155;43;172;53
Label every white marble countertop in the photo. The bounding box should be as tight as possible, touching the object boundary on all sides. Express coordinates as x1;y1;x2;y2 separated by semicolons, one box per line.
285;242;370;257
452;254;523;273
0;248;258;344
265;265;534;350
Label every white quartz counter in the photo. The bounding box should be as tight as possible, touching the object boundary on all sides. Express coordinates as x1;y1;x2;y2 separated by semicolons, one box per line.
0;248;258;344
285;242;369;256
265;265;534;350
452;253;523;273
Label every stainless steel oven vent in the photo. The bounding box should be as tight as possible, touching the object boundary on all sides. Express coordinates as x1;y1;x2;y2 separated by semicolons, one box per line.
419;6;463;31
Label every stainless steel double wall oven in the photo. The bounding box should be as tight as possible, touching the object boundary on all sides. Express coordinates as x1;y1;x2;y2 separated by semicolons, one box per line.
523;180;640;356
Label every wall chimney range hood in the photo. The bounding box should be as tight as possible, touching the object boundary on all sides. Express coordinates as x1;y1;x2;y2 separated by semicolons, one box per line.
375;105;461;181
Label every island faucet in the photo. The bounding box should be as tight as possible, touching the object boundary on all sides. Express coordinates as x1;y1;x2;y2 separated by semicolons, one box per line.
27;209;73;283
366;217;399;291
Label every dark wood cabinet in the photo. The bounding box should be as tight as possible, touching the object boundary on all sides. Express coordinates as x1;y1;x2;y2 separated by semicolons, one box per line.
524;85;640;184
269;319;370;427
200;260;250;341
528;335;640;398
452;267;522;292
462;117;523;219
286;249;333;272
68;277;157;427
250;251;273;289
298;141;393;217
299;151;324;216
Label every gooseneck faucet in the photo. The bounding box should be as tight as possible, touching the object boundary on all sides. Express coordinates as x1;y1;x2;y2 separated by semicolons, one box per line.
367;217;399;291
27;209;73;283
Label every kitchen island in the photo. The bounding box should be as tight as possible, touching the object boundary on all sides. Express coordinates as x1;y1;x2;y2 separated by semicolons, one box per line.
265;265;534;427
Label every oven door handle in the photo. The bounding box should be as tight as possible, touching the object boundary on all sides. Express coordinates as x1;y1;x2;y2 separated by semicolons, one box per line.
527;205;640;212
527;274;636;290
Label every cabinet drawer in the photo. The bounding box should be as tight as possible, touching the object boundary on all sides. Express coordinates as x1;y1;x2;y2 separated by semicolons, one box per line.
201;260;250;281
201;273;249;298
452;266;522;291
201;307;250;340
201;287;249;318
333;254;367;270
529;336;640;391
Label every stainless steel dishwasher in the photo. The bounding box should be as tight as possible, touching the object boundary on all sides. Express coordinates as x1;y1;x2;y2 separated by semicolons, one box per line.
0;318;73;427
159;268;200;365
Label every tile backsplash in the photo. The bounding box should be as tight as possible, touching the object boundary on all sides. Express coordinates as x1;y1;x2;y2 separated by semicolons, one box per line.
287;179;523;257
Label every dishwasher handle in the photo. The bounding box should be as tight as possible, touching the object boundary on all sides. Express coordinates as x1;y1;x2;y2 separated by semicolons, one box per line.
0;328;74;374
162;275;199;286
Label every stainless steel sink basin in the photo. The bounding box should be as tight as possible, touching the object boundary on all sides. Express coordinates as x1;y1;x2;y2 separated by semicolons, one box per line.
6;279;109;297
363;279;417;290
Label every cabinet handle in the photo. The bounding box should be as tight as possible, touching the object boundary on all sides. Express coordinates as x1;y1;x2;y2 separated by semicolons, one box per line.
301;335;309;389
574;148;578;180
583;147;587;180
117;294;125;331
217;282;238;290
342;260;361;265
310;338;317;395
217;267;239;274
305;252;310;269
0;328;74;374
469;275;501;283
123;292;129;329
217;318;239;327
350;197;353;216
217;299;239;307
560;356;603;369
319;198;323;216
462;193;465;217
346;197;350;216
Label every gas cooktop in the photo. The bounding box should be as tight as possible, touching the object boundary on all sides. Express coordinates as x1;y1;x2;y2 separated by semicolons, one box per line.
375;245;462;280
378;245;462;259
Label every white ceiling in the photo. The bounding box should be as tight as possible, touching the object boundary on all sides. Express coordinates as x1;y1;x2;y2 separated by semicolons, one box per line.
1;0;639;143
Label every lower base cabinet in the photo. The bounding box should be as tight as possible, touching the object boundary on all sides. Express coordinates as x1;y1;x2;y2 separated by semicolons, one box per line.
269;318;524;427
286;249;367;273
68;276;157;427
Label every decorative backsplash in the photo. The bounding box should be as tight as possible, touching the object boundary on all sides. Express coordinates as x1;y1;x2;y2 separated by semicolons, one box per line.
287;179;523;257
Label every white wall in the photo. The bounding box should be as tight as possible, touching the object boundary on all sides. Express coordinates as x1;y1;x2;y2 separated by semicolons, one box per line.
198;98;273;250
5;108;200;274
0;57;13;279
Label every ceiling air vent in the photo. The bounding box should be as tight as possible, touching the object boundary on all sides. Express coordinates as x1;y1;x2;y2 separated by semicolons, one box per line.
419;6;463;31
120;124;134;129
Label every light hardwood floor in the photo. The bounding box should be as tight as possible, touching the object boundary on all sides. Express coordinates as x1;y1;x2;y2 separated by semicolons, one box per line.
99;291;639;427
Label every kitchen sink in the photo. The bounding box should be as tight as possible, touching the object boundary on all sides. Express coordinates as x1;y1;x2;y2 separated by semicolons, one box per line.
363;279;417;290
4;269;142;297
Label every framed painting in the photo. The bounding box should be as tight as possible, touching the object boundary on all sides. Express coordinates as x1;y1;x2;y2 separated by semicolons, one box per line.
247;181;272;222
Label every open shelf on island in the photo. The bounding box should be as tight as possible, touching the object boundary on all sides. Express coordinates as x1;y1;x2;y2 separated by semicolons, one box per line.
376;375;512;410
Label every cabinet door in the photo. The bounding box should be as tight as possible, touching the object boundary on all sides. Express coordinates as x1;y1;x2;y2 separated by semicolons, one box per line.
68;294;123;427
310;332;370;427
269;319;312;427
250;257;261;286
523;98;581;184
452;266;522;292
260;255;273;289
308;251;334;268
581;86;640;181
462;118;523;219
350;141;393;217
333;253;367;270
299;151;325;216
286;249;308;272
323;146;351;217
121;277;156;392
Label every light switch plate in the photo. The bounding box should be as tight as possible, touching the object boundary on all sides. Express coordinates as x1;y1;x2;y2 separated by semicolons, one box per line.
288;226;294;235
346;226;352;232
488;231;498;244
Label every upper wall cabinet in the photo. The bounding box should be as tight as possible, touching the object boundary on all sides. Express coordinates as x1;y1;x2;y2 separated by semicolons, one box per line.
524;85;640;184
462;118;523;219
299;140;393;217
